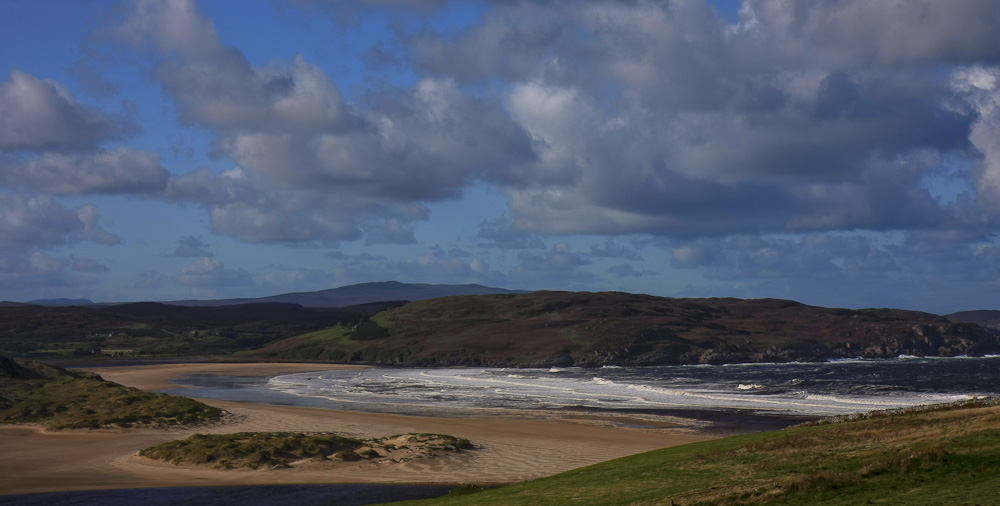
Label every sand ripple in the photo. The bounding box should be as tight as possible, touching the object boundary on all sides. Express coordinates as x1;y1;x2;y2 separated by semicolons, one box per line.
0;363;710;494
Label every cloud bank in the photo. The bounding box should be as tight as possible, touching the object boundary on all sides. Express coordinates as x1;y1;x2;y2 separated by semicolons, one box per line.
3;0;1000;310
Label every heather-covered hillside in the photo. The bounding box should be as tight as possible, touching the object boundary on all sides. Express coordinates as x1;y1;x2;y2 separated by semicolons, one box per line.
0;301;397;359
247;291;1000;367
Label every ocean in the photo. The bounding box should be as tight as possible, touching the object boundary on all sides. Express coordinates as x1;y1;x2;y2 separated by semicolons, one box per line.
165;356;1000;428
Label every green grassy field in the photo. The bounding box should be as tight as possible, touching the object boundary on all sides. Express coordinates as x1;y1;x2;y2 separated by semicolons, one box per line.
392;399;1000;506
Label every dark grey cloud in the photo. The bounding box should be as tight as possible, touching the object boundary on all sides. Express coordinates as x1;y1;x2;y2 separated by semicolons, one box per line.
477;215;546;250
667;228;1000;313
889;230;1000;284
362;218;417;245
112;0;535;245
116;0;534;192
590;238;644;261
111;0;354;133
176;257;253;288
166;167;365;243
73;0;1000;309
326;251;388;262
363;45;399;71
731;0;1000;67
171;235;213;257
261;265;337;290
216;79;535;201
70;258;110;273
0;252;100;294
325;245;507;288
0;148;168;195
287;0;454;25
70;57;120;98
669;234;900;282
157;54;355;133
0;69;135;151
0;67;159;267
405;0;996;240
441;246;471;258
664;233;888;308
509;241;594;286
411;2;571;84
394;247;505;285
204;197;364;243
0;55;130;291
132;270;170;289
951;66;1000;211
0;193;120;251
607;264;655;278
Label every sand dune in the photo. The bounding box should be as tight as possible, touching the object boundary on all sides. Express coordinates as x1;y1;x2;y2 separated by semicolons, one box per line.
0;363;712;495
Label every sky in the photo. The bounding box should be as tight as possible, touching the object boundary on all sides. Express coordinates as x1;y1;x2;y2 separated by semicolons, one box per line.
1;0;1000;314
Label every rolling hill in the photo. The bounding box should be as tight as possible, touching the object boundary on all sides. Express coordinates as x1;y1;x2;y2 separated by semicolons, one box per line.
0;300;399;358
947;310;1000;334
4;286;998;366
246;291;1000;367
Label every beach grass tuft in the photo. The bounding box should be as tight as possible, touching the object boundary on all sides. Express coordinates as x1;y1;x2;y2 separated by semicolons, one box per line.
139;431;476;470
140;432;366;469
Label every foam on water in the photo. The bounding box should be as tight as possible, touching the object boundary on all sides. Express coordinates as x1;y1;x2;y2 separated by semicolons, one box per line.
261;357;1000;417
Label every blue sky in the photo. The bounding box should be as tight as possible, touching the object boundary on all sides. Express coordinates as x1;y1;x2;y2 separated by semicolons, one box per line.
2;0;1000;314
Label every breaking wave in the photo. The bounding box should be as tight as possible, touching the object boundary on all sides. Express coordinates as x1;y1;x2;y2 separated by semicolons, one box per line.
260;357;1000;417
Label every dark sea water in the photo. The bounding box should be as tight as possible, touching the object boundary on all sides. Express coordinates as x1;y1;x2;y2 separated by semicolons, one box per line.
165;356;1000;423
0;484;454;506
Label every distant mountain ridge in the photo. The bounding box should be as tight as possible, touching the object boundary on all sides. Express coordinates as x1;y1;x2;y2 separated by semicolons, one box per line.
162;281;528;308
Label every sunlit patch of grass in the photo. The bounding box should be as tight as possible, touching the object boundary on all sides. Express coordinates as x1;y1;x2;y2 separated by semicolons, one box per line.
392;398;1000;506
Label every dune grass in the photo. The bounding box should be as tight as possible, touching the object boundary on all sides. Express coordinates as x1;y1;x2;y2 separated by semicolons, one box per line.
393;398;1000;506
139;432;475;470
139;432;367;469
0;356;225;430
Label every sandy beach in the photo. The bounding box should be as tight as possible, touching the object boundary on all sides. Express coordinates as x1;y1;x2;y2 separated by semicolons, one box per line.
0;362;713;495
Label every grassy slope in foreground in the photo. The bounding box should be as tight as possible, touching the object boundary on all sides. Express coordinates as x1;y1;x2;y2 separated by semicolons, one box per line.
0;355;225;430
397;398;1000;506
